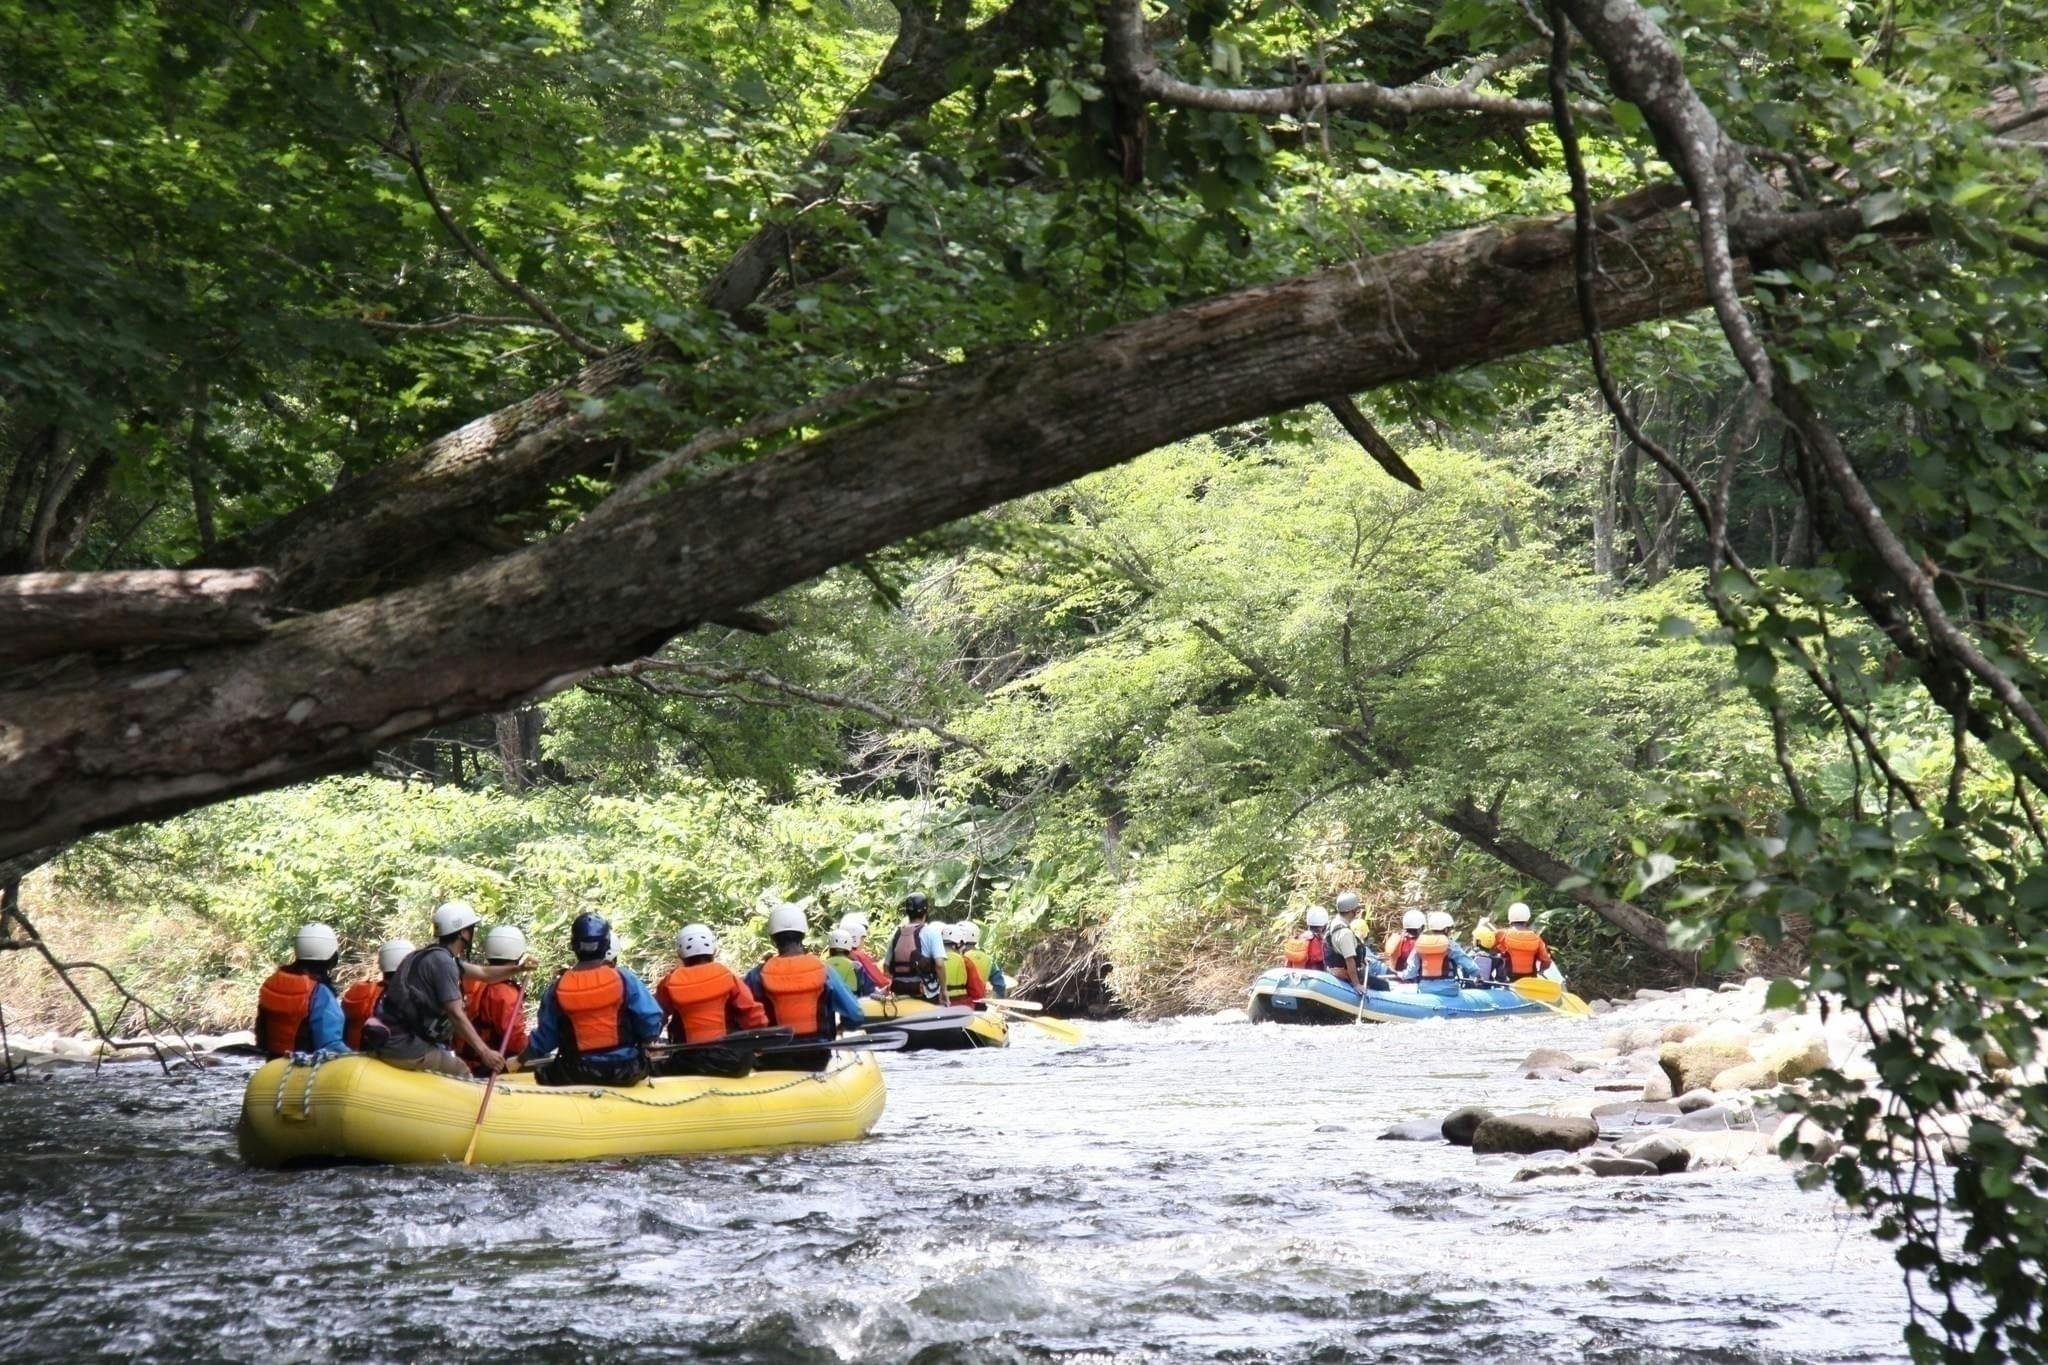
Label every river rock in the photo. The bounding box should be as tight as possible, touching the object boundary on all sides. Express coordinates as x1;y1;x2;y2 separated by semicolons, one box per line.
1471;1114;1599;1155
1520;1047;1580;1071
1709;1061;1777;1093
1585;1155;1660;1177
1635;988;1672;1001
1640;1070;1674;1102
1604;1023;1660;1053
1441;1106;1493;1145
1592;1078;1646;1092
1659;1022;1704;1044
1751;1029;1830;1082
1379;1117;1446;1141
1659;1039;1755;1094
1675;1088;1718;1113
1773;1112;1840;1163
1672;1102;1763;1131
1524;1067;1579;1082
1679;1130;1770;1168
1589;999;1614;1015
1513;1161;1591;1181
1592;1099;1680;1120
1620;1134;1692;1174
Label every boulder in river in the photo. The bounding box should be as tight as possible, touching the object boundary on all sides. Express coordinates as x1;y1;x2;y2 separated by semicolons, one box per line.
1441;1106;1493;1145
1773;1112;1840;1163
1378;1117;1446;1142
1471;1114;1599;1155
1751;1028;1830;1082
1659;1022;1704;1044
1605;1023;1662;1053
1675;1088;1718;1113
1588;999;1614;1016
1678;1130;1770;1169
1635;988;1672;1001
1513;1161;1592;1182
1520;1047;1580;1072
1620;1134;1692;1174
1585;1155;1660;1178
1640;1070;1674;1102
1709;1061;1778;1093
1672;1103;1762;1132
1659;1039;1756;1093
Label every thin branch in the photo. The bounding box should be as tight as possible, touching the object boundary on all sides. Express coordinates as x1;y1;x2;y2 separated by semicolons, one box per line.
358;313;556;334
1325;395;1424;489
1945;570;2048;603
592;658;988;756
1104;0;1585;124
384;77;605;360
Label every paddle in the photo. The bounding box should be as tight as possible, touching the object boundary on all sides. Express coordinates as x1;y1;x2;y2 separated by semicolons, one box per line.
462;982;523;1168
982;997;1044;1013
761;1032;907;1055
1509;977;1594;1016
653;1027;795;1054
857;1008;981;1032
1003;1010;1083;1043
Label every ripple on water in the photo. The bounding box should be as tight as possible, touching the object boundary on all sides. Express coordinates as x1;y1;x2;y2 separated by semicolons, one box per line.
0;1015;1915;1364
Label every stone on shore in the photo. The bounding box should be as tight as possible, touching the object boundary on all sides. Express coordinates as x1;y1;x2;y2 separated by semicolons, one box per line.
1520;1047;1580;1072
1751;1028;1830;1082
1472;1114;1599;1155
1659;1022;1704;1044
1640;1070;1674;1102
1675;1088;1718;1113
1441;1106;1493;1146
1659;1039;1756;1094
1709;1061;1778;1093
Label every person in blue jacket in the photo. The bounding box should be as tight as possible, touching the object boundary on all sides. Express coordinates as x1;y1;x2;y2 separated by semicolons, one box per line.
255;922;352;1059
519;913;664;1086
745;904;868;1041
1401;911;1483;995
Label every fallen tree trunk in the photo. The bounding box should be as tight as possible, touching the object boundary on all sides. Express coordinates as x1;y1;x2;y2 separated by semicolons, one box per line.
0;569;275;669
3;191;1777;856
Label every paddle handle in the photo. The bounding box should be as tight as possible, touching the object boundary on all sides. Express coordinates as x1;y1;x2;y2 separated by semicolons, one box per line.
462;982;523;1167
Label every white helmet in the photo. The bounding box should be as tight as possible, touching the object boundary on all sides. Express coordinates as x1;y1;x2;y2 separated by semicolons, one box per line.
1401;909;1425;931
1426;911;1454;933
432;900;481;938
676;923;718;959
827;928;856;951
1508;901;1532;924
1335;891;1360;915
940;921;966;946
960;921;982;946
1304;906;1330;929
836;912;869;941
377;939;415;974
766;903;809;938
482;925;527;962
294;922;339;962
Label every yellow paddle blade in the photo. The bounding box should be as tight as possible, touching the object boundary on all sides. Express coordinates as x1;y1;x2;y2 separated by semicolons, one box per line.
987;998;1044;1013
1018;1013;1083;1043
1510;977;1562;1004
1556;991;1593;1016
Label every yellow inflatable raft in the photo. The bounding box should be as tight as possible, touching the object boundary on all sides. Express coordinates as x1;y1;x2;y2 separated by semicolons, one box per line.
861;996;1008;1050
237;1051;886;1168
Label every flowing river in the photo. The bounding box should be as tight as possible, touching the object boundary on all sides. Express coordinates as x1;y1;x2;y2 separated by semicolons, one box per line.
0;1010;1908;1363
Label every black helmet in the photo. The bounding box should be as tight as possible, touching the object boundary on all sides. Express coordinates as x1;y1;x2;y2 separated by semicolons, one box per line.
571;912;612;962
904;891;929;917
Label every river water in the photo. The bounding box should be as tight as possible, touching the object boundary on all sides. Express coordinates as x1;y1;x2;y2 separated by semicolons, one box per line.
0;1010;1909;1363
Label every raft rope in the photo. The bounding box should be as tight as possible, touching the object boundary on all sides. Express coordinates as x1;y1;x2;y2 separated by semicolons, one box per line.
269;1053;834;1112
273;1051;334;1118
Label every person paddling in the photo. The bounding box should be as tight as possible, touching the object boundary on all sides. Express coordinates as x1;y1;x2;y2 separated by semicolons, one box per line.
368;901;532;1079
1497;902;1556;981
1382;908;1425;974
939;922;990;1004
1468;923;1503;985
1283;906;1330;969
960;920;1007;999
1322;895;1386;992
339;938;412;1052
746;904;867;1042
885;892;950;1003
1402;911;1482;996
256;923;352;1059
656;922;770;1042
457;925;531;1076
519;913;664;1086
826;928;877;998
836;913;891;994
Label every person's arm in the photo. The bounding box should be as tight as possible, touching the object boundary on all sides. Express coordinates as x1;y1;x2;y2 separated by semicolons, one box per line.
1400;953;1419;981
962;956;987;1003
443;994;501;1071
1450;946;1481;981
990;962;1008;998
621;970;665;1044
824;970;866;1030
308;985;351;1054
459;956;535;984
1536;938;1554;972
923;927;952;1003
730;977;770;1028
523;991;561;1060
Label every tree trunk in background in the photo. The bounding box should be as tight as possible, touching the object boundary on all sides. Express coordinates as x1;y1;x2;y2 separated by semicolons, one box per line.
495;706;542;791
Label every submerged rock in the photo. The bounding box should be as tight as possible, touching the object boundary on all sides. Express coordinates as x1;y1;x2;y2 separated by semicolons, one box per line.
1379;1117;1447;1141
1678;1130;1770;1169
1520;1047;1580;1072
1440;1106;1493;1146
1675;1088;1718;1113
1585;1155;1660;1177
1513;1161;1592;1182
1472;1113;1599;1155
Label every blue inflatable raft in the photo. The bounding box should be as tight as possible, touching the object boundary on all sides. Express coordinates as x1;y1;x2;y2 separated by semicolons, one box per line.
1246;968;1551;1024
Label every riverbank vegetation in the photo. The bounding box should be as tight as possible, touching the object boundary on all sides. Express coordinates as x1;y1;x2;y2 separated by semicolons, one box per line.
4;0;2046;1356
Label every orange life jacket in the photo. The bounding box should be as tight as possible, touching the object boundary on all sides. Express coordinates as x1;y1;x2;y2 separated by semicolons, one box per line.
1282;935;1327;969
555;964;628;1055
759;954;828;1037
457;979;527;1073
659;961;745;1043
256;968;318;1058
1388;933;1418;972
339;980;384;1051
1499;926;1549;979
1415;932;1452;980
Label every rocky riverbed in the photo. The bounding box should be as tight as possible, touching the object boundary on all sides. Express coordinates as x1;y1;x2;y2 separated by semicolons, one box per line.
1378;976;1892;1180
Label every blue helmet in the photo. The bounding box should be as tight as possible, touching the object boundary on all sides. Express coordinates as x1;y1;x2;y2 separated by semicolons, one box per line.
571;912;612;962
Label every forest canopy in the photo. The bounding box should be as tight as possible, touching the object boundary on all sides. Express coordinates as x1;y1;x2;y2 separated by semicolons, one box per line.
4;0;2048;1356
